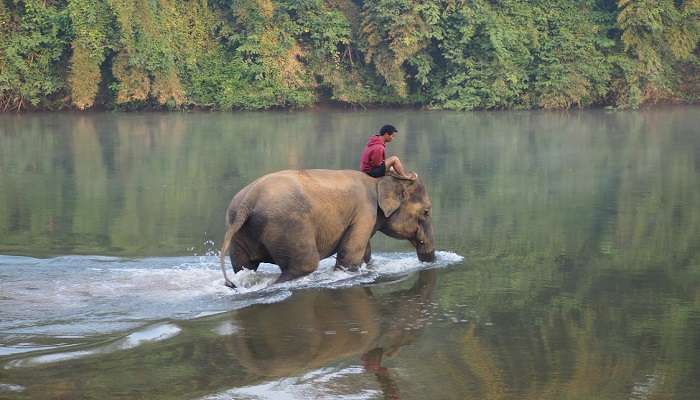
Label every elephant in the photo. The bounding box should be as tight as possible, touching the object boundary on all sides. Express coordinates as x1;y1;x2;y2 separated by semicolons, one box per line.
219;169;436;288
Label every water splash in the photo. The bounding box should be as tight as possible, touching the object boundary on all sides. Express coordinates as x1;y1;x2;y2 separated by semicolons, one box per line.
0;383;25;393
5;323;181;369
0;251;462;356
199;365;378;400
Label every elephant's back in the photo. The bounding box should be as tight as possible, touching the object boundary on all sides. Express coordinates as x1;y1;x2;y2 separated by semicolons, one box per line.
267;169;371;184
247;169;371;205
225;171;304;217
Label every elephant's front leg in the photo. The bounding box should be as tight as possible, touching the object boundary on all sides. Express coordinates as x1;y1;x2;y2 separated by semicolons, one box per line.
335;224;373;272
363;242;372;264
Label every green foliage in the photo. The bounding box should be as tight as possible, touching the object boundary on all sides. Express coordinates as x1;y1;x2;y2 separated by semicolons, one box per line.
67;0;113;109
530;1;613;109
359;0;437;98
429;1;537;110
108;0;186;107
0;0;70;111
615;0;700;107
0;0;698;110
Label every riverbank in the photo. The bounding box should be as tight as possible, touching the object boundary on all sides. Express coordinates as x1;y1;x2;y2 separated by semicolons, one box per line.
2;1;698;113
2;98;699;114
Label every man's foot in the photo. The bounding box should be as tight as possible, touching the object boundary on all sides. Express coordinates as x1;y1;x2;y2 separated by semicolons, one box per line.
388;170;417;180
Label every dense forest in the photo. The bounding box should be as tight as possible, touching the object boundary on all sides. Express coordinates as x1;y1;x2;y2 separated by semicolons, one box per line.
0;0;699;111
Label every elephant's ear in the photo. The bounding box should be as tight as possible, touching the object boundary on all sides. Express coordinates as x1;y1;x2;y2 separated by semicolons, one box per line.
377;177;405;217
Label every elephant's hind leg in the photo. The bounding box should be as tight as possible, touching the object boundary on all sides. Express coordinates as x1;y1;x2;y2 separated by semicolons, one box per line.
267;223;320;285
275;260;318;284
230;254;261;272
229;253;243;274
244;262;261;271
231;237;269;273
273;247;320;284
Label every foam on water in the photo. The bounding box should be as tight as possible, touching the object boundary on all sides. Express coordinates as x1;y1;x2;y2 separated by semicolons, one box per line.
0;342;75;357
5;323;181;368
200;365;378;400
0;251;462;359
0;383;26;393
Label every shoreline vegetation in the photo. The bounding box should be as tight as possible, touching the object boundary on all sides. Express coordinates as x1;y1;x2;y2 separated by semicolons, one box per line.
1;0;699;113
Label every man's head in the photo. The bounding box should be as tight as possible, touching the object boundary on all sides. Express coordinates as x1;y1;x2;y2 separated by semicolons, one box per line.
378;124;397;143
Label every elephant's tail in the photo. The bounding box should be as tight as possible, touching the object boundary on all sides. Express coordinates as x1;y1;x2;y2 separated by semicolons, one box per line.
220;206;251;288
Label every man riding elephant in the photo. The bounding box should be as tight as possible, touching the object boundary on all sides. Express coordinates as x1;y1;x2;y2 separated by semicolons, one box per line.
359;124;416;179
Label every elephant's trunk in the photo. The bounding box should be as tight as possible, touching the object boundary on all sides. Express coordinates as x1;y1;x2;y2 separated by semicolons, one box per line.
413;224;436;262
417;249;436;262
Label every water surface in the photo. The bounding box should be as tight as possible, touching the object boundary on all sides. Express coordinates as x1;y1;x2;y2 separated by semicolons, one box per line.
1;109;699;399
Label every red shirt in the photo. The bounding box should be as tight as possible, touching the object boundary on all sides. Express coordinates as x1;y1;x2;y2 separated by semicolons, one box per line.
359;136;385;172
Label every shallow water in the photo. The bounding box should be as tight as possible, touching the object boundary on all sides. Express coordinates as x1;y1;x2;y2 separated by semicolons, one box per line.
1;108;700;399
0;251;461;346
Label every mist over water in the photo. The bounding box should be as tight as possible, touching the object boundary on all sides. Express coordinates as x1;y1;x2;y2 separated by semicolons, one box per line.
1;109;700;399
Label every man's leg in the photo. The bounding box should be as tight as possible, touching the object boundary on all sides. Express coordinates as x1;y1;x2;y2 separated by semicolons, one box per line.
384;156;414;178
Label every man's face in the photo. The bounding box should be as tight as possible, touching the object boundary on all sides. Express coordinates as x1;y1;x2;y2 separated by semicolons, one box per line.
384;132;395;143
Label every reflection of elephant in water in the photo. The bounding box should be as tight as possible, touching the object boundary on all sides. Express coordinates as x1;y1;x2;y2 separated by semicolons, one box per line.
224;270;437;396
220;169;436;288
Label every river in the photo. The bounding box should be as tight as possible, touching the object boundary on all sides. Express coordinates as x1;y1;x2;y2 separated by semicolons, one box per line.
1;108;699;399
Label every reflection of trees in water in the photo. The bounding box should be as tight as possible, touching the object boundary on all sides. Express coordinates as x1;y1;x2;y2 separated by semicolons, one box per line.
1;111;698;261
434;290;700;400
406;110;699;399
0;112;384;255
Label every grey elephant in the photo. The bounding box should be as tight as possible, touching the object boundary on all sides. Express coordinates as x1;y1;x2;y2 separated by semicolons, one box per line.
219;169;436;288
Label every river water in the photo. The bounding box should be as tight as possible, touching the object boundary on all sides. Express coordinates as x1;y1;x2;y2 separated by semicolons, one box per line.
1;108;699;399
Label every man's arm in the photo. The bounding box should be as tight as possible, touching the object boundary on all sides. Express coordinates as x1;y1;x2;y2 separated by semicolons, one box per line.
368;147;384;167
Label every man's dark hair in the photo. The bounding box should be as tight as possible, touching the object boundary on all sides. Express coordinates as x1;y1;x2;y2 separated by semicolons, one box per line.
378;124;398;136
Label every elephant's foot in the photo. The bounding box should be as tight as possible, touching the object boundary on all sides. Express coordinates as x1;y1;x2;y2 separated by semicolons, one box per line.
274;268;313;285
274;276;289;284
334;263;360;272
274;271;296;284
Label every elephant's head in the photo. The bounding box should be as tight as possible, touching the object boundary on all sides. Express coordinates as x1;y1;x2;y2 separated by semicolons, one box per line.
377;174;436;262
